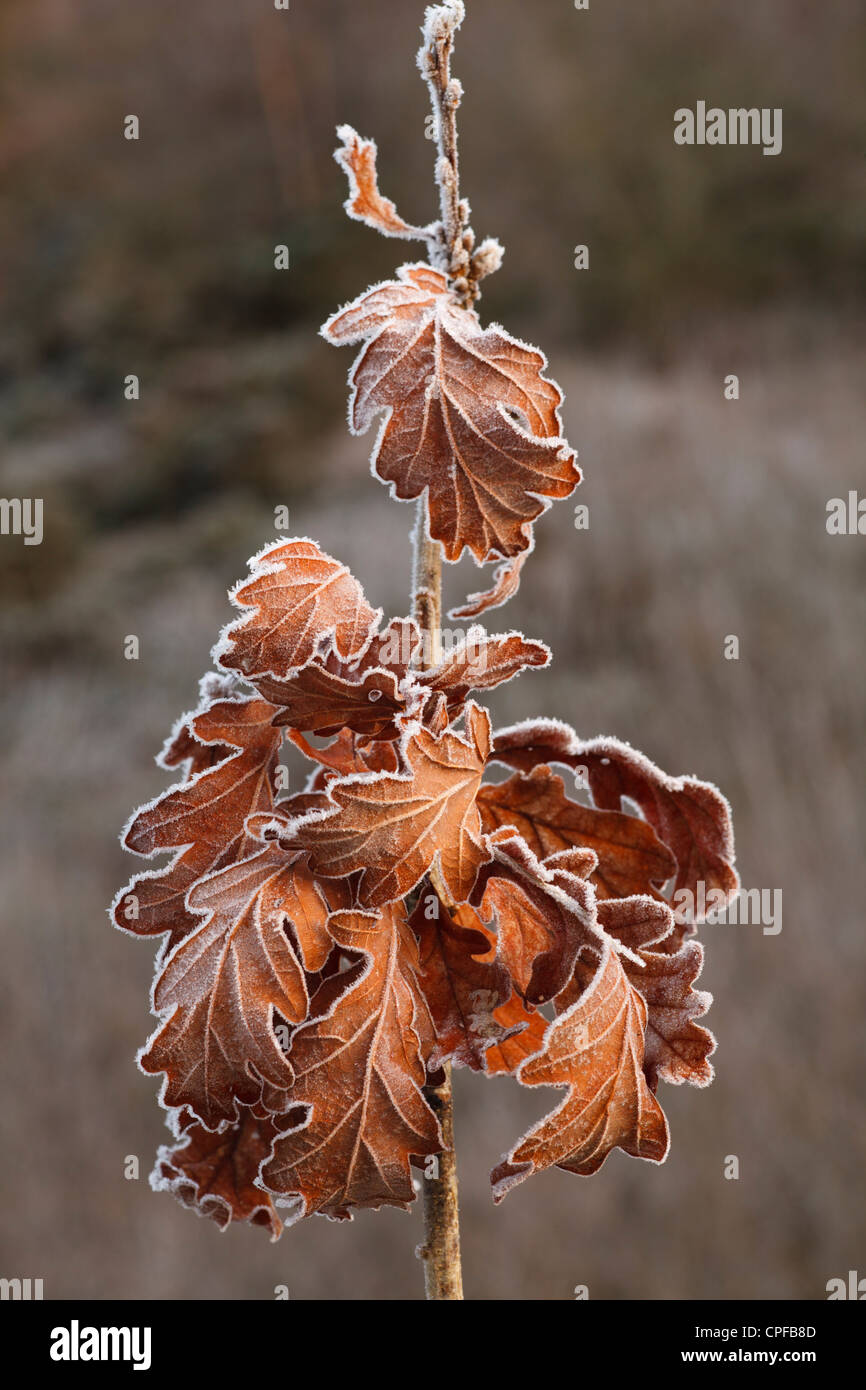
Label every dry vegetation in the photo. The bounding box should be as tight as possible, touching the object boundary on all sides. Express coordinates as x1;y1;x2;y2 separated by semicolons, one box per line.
1;0;864;1298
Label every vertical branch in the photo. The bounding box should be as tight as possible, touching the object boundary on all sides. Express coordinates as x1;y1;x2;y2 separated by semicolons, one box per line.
418;1;477;307
411;503;443;668
411;498;465;1302
419;1064;464;1301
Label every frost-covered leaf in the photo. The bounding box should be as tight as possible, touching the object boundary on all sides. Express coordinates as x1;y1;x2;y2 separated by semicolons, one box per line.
629;942;714;1090
114;697;281;952
448;553;526;620
477;764;675;902
471;829;601;1005
261;905;442;1220
257;662;407;740
322;263;579;564
141;847;326;1128
600;897;715;1089
491;941;670;1200
411;890;511;1070
420;631;550;712
216;538;381;680
282;702;492;908
334;125;430;240
492;721;738;906
153;1107;282;1239
482;992;549;1077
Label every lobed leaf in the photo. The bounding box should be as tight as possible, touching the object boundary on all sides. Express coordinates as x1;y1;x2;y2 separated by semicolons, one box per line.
114;696;282;953
492;941;670;1200
322;264;579;565
141;847;335;1128
216;538;381;681
261;906;442;1220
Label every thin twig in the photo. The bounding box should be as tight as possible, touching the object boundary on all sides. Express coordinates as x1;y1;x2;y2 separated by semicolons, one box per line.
418;2;477;306
411;497;465;1301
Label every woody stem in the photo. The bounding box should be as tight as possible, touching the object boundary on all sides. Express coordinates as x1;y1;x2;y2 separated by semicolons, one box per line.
412;498;464;1301
421;3;475;305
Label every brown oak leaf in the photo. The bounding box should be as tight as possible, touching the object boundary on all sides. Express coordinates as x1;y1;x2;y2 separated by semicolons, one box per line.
282;702;492;908
471;830;602;1005
216;538;381;680
483;992;550;1077
477;764;675;902
253;618;422;740
448;553;527;621
322;263;579;564
411;890;512;1071
141;847;325;1128
491;941;670;1200
334;125;430;239
261;905;442;1220
419;631;550;714
258;663;407;740
599;898;714;1089
114;696;281;953
153;1107;282;1239
491;721;738;908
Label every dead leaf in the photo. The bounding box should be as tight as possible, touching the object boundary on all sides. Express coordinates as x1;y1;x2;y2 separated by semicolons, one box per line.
258;662;407;739
334;125;430;240
217;538;381;680
142;847;323;1127
261;905;442;1220
491;941;670;1200
492;722;738;907
420;631;550;712
153;1107;282;1239
448;553;527;621
477;764;675;901
411;890;512;1070
285;703;492;908
600;897;715;1089
322;263;579;563
471;829;601;1004
114;697;281;952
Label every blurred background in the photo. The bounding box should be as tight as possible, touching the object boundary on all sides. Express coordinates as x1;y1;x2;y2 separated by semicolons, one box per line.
1;0;864;1300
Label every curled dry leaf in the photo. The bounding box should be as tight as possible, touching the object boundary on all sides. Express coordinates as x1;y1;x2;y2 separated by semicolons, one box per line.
470;829;602;1005
448;552;527;621
282;703;492;909
322;263;579;565
216;538;381;680
334;124;431;241
492;720;738;908
258;662;407;740
491;941;670;1200
141;847;332;1128
410;889;512;1071
477;763;675;902
153;1107;283;1240
253;621;545;741
114;696;281;953
600;896;715;1089
261;906;442;1221
420;630;550;713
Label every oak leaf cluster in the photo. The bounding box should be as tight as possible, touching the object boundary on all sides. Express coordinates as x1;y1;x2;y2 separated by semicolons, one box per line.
115;537;736;1237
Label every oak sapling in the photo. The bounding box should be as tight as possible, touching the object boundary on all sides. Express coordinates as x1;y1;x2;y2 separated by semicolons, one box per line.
113;0;737;1301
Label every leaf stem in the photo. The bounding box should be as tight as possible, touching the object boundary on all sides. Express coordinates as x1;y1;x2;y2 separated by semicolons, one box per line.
411;497;465;1301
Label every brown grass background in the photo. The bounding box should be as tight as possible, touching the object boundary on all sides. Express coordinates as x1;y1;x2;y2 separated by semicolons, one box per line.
1;0;864;1299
